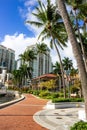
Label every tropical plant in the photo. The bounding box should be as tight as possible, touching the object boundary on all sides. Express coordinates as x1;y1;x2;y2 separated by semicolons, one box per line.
39;79;56;91
26;0;67;98
57;0;87;119
70;68;78;77
70;120;87;130
62;57;73;71
53;61;61;75
66;0;87;71
12;69;22;87
53;61;62;91
36;42;48;76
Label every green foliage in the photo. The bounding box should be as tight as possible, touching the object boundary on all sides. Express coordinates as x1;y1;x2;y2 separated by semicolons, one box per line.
52;92;59;98
52;98;84;103
39;91;51;97
71;86;79;93
70;79;82;95
58;92;64;97
70;121;87;130
32;90;40;95
39;79;56;90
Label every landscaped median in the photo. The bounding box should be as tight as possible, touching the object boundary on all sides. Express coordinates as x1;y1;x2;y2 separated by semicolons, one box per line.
0;91;25;109
45;100;84;109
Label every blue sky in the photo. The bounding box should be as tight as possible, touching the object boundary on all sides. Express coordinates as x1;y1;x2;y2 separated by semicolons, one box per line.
0;0;34;40
0;0;77;67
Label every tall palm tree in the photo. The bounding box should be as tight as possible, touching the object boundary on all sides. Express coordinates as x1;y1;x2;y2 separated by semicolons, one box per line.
53;61;62;91
57;0;87;119
24;50;37;63
66;0;87;71
62;57;73;71
36;42;48;76
26;0;67;98
36;42;47;55
12;69;22;87
53;61;61;75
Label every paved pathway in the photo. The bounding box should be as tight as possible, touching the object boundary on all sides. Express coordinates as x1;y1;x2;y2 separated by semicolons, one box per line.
0;94;48;130
34;107;84;130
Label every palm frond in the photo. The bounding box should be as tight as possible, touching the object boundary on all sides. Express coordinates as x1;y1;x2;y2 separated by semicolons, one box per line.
26;21;43;27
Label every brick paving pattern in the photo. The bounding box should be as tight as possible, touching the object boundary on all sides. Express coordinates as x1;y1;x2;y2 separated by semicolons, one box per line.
0;94;48;130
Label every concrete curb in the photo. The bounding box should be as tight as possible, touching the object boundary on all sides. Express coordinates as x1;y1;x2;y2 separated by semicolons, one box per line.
0;94;25;109
33;109;55;130
44;101;84;109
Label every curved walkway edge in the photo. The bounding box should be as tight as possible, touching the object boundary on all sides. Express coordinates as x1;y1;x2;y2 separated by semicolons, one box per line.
0;95;25;109
33;105;85;130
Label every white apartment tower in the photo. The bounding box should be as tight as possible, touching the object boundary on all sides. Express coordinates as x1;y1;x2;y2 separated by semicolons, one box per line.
26;44;52;78
0;45;15;72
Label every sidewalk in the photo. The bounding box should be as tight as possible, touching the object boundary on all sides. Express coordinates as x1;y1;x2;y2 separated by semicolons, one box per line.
34;107;84;130
0;94;48;130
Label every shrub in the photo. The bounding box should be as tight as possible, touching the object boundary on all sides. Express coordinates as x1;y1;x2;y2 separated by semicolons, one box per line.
52;98;70;103
58;92;64;97
52;93;59;98
52;98;84;103
33;90;40;95
70;121;87;130
39;91;51;97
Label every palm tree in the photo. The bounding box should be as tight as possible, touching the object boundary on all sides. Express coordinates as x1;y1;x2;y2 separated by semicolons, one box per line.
36;42;47;55
53;61;62;91
62;57;73;71
36;42;48;76
66;0;87;71
12;69;22;87
57;0;87;119
70;68;78;77
19;53;26;65
26;0;67;98
53;61;61;75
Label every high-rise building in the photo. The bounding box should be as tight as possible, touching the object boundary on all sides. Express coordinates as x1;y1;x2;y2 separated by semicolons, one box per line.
0;45;15;72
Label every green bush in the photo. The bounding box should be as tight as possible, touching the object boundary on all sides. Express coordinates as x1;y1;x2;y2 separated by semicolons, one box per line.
70;121;87;130
39;91;51;97
52;98;84;103
52;93;59;98
58;92;64;97
70;98;84;102
33;90;40;95
52;98;70;103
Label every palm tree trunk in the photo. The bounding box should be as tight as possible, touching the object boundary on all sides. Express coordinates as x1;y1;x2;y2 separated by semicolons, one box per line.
54;39;66;98
57;0;87;119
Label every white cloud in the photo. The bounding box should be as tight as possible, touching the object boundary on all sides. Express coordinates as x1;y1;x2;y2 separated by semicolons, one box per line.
0;33;38;60
24;0;37;7
0;33;77;68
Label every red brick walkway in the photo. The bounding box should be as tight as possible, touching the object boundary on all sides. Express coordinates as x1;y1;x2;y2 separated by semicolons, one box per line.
0;94;48;130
